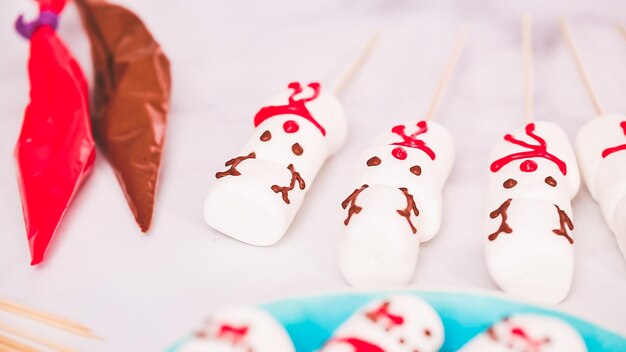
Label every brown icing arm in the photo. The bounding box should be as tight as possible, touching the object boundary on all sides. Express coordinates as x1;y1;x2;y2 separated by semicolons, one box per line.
215;152;256;179
397;187;419;234
341;185;369;225
553;205;574;244
488;198;513;241
271;164;305;204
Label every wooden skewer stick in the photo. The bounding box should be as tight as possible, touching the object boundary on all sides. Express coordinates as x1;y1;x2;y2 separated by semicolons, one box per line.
522;14;534;123
0;321;77;352
425;25;470;121
0;334;38;352
559;18;604;116
332;32;379;94
0;299;100;340
618;23;626;41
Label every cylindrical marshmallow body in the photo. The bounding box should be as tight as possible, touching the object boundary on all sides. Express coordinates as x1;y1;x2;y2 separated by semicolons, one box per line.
204;82;346;245
484;121;580;305
177;306;295;352
338;121;454;288
576;114;626;261
458;314;587;352
321;295;444;352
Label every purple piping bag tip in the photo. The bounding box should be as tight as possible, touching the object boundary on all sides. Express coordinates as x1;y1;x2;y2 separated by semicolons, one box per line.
15;11;59;40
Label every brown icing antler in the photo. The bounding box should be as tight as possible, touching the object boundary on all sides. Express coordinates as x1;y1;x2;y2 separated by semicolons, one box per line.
397;188;419;234
553;205;574;244
215;152;256;179
488;198;513;241
341;184;369;225
271;164;305;204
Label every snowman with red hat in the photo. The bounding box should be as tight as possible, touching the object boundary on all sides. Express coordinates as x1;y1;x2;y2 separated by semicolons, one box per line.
204;82;347;246
484;122;580;305
338;119;454;288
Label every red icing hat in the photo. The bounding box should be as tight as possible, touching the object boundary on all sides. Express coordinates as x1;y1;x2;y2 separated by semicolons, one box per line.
389;121;436;160
254;82;326;136
490;123;567;175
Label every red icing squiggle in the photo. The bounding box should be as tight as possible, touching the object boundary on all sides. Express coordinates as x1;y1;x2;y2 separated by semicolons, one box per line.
326;337;384;352
389;121;436;160
601;121;626;158
254;82;326;136
217;324;248;344
365;301;405;330
490;123;567;175
510;327;551;352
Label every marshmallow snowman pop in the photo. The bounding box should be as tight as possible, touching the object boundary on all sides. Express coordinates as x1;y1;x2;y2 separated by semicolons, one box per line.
338;27;469;288
203;34;378;246
560;19;626;263
176;306;295;352
483;15;581;305
457;314;587;352
321;295;445;352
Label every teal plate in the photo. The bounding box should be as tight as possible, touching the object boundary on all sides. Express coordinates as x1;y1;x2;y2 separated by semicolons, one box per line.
168;290;626;351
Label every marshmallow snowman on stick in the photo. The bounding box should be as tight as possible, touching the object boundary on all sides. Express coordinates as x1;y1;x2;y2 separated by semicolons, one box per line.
338;27;468;288
321;295;445;352
176;306;295;352
204;34;378;246
483;16;581;305
457;314;587;352
560;19;626;263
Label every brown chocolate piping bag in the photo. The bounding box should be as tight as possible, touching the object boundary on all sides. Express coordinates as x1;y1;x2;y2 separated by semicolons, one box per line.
75;0;171;232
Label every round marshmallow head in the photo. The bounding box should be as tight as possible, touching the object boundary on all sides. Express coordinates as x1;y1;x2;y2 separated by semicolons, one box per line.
254;82;347;156
488;121;580;200
459;314;587;352
178;306;294;352
322;295;444;352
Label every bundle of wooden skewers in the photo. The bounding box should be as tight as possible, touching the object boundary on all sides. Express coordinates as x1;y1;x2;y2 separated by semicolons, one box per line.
0;299;99;352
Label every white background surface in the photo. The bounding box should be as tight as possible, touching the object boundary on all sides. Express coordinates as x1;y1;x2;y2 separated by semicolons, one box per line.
1;0;626;350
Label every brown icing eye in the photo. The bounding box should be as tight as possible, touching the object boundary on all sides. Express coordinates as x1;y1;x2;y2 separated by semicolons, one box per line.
292;142;303;156
410;165;421;176
424;328;432;337
398;337;405;344
367;156;381;166
260;130;271;142
503;178;517;189
545;176;557;187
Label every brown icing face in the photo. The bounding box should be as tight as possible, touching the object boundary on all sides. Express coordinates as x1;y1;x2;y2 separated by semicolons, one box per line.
260;130;271;142
503;178;517;189
410;165;421;176
367;156;381;166
292;142;303;156
545;176;557;187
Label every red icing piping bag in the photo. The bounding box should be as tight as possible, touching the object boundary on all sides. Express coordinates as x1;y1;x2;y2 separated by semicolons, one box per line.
15;0;96;265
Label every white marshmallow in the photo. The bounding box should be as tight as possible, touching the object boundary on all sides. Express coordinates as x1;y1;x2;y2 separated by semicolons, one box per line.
177;306;294;352
321;295;444;352
338;121;454;288
458;314;587;352
204;82;346;245
484;121;580;305
575;114;626;261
